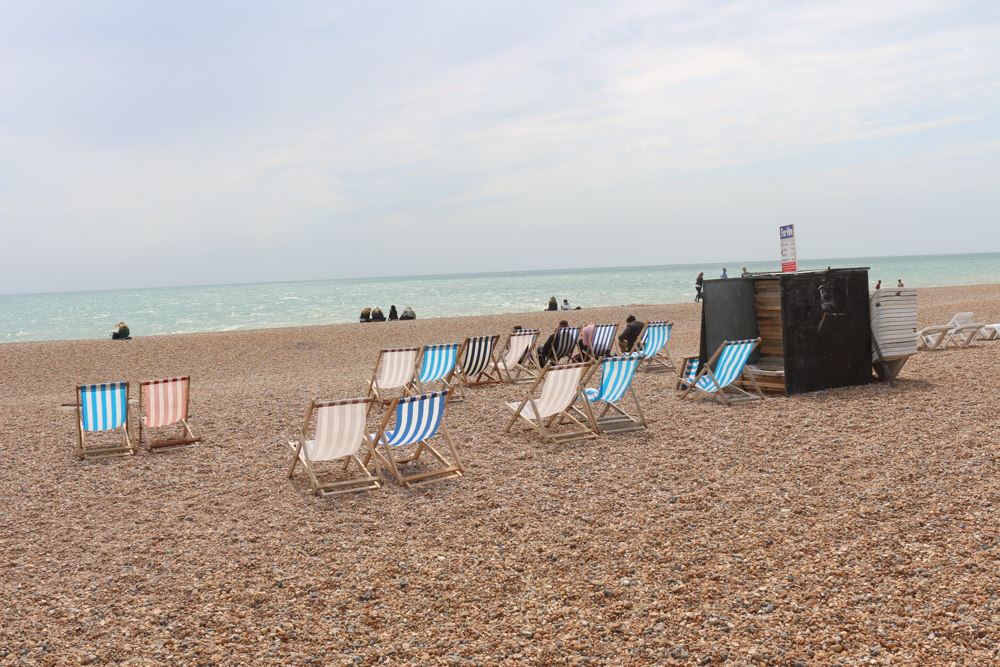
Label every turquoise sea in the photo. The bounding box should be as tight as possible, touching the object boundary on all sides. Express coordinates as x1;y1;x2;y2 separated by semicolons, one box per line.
2;253;998;343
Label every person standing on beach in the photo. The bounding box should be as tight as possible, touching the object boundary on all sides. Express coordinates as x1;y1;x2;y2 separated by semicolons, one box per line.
111;322;130;340
547;297;558;311
741;267;749;277
618;315;644;352
721;268;729;279
694;272;704;302
875;280;881;290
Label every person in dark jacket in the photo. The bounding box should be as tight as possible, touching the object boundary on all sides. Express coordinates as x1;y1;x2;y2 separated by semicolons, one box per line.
694;272;704;302
388;305;399;321
371;307;386;322
546;297;558;311
399;307;416;320
618;315;644;352
538;320;569;365
111;321;131;340
360;308;372;323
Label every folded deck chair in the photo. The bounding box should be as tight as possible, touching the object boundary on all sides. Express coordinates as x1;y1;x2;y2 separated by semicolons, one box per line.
679;338;763;405
76;382;136;460
454;335;502;387
287;397;382;497
636;321;675;372
370;389;463;488
504;362;596;443
946;323;986;348
675;355;701;390
410;343;459;397
497;329;540;383
572;354;645;434
368;347;421;404
583;323;618;361
134;376;202;452
544;326;580;365
917;325;953;350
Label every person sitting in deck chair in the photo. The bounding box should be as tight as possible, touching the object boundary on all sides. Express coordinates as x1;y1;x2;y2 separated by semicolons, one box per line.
538;320;569;366
618;315;644;352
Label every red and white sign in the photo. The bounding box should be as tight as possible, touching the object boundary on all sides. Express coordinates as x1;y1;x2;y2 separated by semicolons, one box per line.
779;225;797;272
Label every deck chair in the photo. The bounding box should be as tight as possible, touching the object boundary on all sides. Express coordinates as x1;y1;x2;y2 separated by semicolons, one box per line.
368;347;421;404
636;321;675;372
981;324;1000;341
410;343;459;397
454;335;502;387
370;389;463;488
917;325;953;350
504;362;596;443
76;382;136;460
679;338;763;405
582;323;618;361
572;354;645;434
543;327;580;365
675;355;701;390
287;397;382;497
134;376;202;452
496;329;540;383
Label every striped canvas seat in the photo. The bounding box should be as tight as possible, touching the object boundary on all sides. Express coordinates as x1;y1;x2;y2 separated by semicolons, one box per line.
136;376;202;452
76;382;136;460
576;354;645;433
412;343;459;395
368;347;421;404
676;356;701;390
455;335;502;387
586;324;618;359
371;390;464;488
681;338;764;405
547;327;580;363
637;321;675;371
497;329;539;383
288;397;381;496
504;362;596;443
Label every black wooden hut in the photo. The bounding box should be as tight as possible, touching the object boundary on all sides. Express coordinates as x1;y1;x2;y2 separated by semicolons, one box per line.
699;268;872;396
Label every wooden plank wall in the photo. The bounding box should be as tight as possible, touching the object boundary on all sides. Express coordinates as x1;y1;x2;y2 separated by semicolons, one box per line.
748;279;786;394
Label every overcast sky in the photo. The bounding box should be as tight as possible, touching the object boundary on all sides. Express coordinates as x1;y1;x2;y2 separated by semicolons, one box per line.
1;1;997;295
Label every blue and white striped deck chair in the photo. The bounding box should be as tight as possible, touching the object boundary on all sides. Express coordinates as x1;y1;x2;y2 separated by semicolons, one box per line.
545;326;580;365
504;362;597;443
680;338;763;405
497;329;540;384
583;323;618;361
410;343;460;398
75;382;136;460
370;389;464;488
455;334;502;387
573;354;646;433
675;356;701;390
637;321;675;372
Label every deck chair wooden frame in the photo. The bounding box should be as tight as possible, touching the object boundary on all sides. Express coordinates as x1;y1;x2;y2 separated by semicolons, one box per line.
454;335;502;388
680;338;763;405
572;354;646;434
76;382;136;460
675;355;701;390
134;376;202;452
636;321;675;372
504;362;597;443
496;329;540;383
288;397;382;497
368;347;422;405
409;343;460;398
582;324;618;361
369;389;463;488
543;327;581;365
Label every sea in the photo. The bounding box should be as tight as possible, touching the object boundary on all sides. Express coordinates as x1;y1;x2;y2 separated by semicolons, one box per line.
2;253;998;343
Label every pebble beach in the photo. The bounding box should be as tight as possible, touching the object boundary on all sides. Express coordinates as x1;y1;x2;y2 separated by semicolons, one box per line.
1;283;999;666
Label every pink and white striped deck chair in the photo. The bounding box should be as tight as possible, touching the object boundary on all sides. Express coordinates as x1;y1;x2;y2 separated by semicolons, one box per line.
135;376;202;452
288;397;382;497
368;347;421;405
503;362;597;443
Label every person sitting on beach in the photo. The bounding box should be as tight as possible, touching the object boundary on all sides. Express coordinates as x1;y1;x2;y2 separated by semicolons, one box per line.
359;308;372;323
111;321;131;340
562;299;572;310
618;315;644;352
371;307;386;322
399;307;416;320
538;320;569;366
547;297;558;311
388;305;399;321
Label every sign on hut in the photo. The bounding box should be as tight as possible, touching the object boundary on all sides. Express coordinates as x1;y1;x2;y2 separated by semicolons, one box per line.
699;268;873;396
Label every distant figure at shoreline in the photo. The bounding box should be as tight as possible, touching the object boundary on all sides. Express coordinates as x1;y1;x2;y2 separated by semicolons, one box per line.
694;272;704;302
371;307;386;322
359;308;372;323
111;321;131;340
400;306;416;320
741;267;749;277
897;279;905;287
875;280;881;290
720;268;729;279
547;297;558;311
388;305;399;321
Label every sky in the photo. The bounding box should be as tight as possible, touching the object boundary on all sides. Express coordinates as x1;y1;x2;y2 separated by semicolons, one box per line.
1;1;998;295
